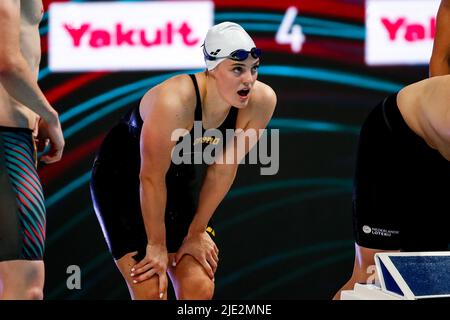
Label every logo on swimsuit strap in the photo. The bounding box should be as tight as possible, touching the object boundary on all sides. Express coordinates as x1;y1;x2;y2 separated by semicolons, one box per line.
362;225;372;234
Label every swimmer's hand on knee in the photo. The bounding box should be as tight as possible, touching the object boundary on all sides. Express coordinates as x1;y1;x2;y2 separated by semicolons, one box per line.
175;231;219;279
130;243;168;299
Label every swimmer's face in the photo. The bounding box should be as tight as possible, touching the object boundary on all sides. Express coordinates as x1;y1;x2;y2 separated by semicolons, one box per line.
212;57;259;108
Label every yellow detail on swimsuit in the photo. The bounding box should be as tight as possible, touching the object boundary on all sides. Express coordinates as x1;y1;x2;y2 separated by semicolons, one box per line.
193;137;220;145
206;226;216;237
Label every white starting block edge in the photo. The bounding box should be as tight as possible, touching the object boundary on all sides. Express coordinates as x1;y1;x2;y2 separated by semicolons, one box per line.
341;251;450;300
341;283;402;300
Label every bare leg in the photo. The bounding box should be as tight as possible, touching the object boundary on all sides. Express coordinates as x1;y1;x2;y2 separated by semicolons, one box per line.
115;251;167;300
168;253;215;300
0;260;44;300
333;243;398;300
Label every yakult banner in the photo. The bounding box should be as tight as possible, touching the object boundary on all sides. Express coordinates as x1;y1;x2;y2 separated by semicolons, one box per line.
49;1;214;71
365;0;440;66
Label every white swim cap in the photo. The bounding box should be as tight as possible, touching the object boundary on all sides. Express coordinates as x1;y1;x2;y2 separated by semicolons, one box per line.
203;22;256;71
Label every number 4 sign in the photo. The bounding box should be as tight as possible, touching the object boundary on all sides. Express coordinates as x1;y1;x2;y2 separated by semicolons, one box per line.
276;6;305;53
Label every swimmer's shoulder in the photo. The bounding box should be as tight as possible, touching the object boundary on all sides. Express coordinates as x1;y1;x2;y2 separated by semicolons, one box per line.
248;80;277;114
238;80;276;128
139;74;198;123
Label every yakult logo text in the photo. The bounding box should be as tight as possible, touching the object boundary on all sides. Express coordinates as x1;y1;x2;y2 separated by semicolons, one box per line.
365;0;440;66
49;2;213;71
381;17;436;42
64;22;199;48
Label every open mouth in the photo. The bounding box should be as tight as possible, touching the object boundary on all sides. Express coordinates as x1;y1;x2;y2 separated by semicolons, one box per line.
237;89;250;97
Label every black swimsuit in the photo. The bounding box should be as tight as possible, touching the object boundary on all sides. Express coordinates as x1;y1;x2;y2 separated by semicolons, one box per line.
0;126;46;261
90;74;238;259
352;93;450;251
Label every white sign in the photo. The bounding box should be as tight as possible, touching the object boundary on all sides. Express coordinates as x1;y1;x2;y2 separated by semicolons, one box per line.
365;0;440;66
49;1;214;71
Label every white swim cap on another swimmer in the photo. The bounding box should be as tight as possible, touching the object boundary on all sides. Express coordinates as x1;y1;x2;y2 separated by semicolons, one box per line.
203;22;256;71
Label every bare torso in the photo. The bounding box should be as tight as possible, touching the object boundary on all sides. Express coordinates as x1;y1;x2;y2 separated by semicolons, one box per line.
0;0;43;130
397;75;450;160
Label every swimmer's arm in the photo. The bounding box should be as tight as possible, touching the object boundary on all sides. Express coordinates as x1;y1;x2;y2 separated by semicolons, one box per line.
416;79;450;160
0;0;58;123
187;161;238;235
188;87;277;234
430;0;450;76
139;92;188;246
